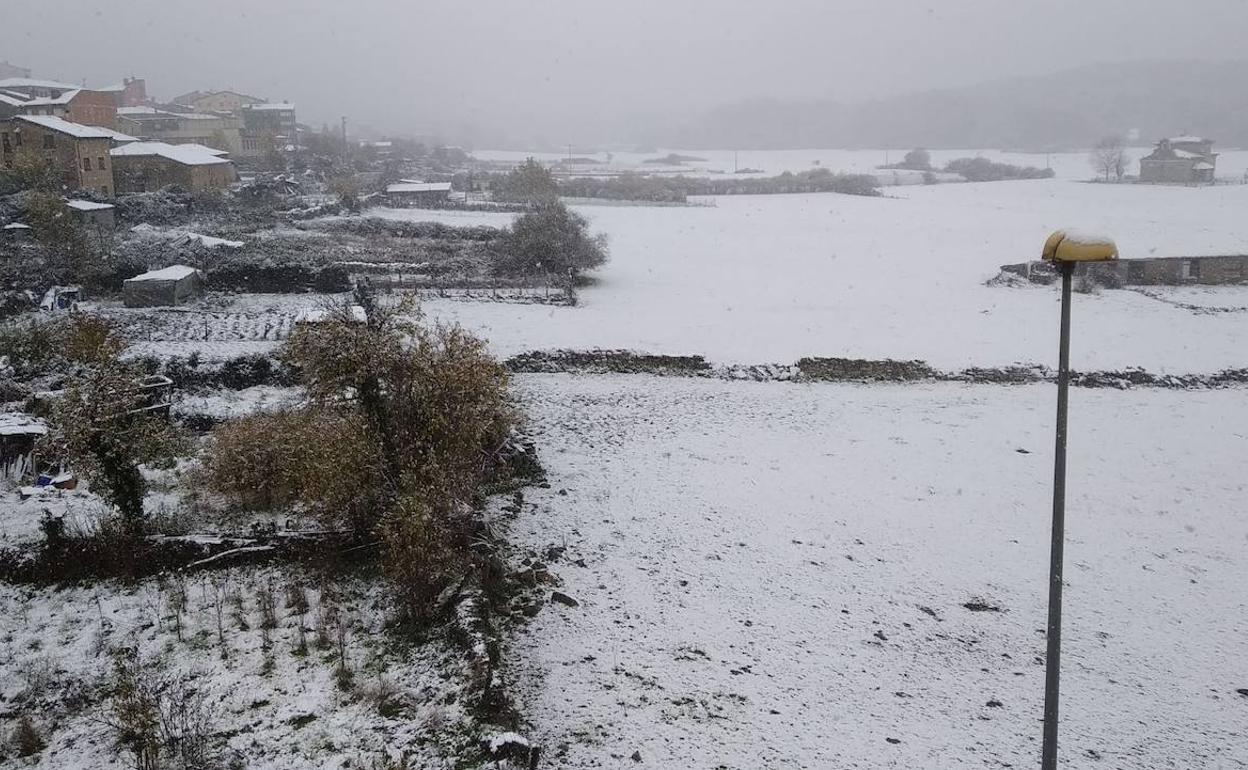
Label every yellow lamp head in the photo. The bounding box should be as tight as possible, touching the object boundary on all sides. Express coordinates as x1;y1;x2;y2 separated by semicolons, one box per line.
1042;230;1119;263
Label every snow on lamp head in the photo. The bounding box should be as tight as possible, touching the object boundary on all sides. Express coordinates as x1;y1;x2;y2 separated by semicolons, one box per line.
1041;230;1118;263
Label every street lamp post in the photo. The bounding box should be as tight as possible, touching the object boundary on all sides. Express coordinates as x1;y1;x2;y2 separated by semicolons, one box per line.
1038;230;1118;770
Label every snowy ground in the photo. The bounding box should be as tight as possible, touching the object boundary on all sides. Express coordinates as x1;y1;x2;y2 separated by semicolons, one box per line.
380;178;1248;373
0;566;478;769
504;374;1248;769
473;146;1248;183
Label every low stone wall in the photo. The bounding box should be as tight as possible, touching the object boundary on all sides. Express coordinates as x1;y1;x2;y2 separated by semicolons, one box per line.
999;255;1248;286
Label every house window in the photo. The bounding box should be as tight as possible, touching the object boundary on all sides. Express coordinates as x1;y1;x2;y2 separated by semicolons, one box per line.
14;132;21;147
99;156;106;170
1182;260;1200;280
42;135;55;149
83;157;92;171
1;133;9;151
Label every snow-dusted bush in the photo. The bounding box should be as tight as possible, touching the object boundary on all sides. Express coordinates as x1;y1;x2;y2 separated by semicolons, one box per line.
202;302;516;621
200;408;385;528
113;189;194;227
943;157;1055;181
493;201;608;277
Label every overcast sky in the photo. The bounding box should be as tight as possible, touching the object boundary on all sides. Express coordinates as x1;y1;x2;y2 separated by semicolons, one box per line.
3;0;1246;147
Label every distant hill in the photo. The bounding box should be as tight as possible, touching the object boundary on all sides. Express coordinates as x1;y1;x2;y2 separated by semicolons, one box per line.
668;60;1248;150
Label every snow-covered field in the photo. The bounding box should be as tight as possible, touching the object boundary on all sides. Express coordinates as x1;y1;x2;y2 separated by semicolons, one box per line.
505;374;1248;769
380;178;1248;373
473;146;1248;183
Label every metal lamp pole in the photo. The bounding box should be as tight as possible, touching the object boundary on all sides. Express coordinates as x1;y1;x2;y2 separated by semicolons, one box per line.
1041;259;1074;770
1037;231;1116;769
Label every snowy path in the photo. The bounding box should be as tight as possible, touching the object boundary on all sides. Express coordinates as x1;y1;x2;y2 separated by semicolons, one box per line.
506;375;1248;768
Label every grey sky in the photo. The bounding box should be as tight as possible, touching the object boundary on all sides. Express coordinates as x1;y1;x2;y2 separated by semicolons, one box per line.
3;0;1246;146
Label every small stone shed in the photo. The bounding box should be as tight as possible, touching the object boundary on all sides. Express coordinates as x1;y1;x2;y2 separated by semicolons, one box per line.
384;181;452;206
0;413;47;481
123;264;205;307
66;199;116;231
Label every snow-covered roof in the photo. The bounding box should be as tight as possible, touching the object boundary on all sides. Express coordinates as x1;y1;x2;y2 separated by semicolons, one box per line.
128;264;201;282
179;232;244;249
0;416;46;437
117;105;167;116
296;305;368;324
1168;135;1208;144
245;102;295;111
14;114;117;139
0;93;24;107
110;141;232;166
1193;162;1215;171
0;413;48;437
1172;149;1203;159
20;89;80;106
0;77;79;91
387;182;452;193
2;222;31;230
99;126;138;142
178;143;230;157
66;199;115;212
118;107;222;121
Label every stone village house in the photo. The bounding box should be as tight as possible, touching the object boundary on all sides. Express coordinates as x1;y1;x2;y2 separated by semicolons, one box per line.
1139;136;1217;184
0;114;122;197
109;141;236;193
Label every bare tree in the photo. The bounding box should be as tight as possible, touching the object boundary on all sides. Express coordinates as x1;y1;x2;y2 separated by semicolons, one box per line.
1091;136;1129;182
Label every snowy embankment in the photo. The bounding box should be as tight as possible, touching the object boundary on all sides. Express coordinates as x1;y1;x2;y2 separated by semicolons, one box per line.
380;179;1248;374
503;374;1248;769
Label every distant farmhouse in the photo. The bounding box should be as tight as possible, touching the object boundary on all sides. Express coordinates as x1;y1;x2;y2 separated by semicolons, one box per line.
1139;136;1217;184
172;89;265;114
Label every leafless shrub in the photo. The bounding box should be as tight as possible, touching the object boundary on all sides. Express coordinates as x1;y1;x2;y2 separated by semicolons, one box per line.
11;714;45;757
284;582;309;615
19;655;58;701
208;578;230;659
257;580;278;631
368;751;413;770
105;649;220;770
334;612;354;691
358;675;407;717
229;585;249;632
414;703;449;734
166;576;188;642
